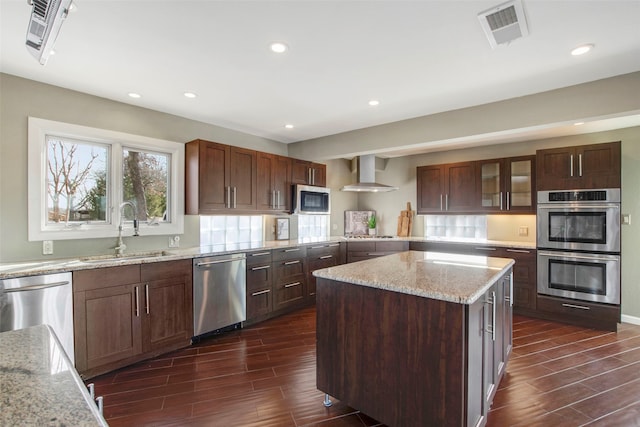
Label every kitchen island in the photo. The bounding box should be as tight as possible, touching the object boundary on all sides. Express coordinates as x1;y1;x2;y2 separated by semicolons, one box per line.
313;250;514;427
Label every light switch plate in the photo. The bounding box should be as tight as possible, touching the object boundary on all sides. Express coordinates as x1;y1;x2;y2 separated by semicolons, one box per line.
43;240;54;255
168;235;180;248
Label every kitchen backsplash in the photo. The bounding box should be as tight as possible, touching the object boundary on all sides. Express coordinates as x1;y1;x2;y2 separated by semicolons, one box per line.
424;214;536;243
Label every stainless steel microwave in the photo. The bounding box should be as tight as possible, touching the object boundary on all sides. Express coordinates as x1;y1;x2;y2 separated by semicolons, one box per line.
292;184;330;214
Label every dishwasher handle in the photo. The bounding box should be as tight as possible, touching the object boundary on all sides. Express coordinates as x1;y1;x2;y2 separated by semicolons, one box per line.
3;280;70;293
196;255;246;268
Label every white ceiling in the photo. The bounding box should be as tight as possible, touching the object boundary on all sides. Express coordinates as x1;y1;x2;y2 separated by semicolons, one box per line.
1;0;640;150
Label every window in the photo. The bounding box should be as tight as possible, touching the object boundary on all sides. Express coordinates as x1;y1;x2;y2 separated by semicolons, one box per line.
28;117;184;241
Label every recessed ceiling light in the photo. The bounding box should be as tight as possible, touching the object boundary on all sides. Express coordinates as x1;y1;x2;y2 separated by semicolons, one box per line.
571;44;594;56
285;124;294;129
128;92;141;99
270;42;288;53
183;92;197;98
368;100;380;106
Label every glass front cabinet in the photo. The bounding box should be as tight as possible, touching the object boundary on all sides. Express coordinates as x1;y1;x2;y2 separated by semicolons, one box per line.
477;156;535;213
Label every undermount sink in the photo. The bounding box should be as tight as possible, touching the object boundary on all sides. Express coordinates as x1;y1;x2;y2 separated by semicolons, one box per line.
78;251;167;263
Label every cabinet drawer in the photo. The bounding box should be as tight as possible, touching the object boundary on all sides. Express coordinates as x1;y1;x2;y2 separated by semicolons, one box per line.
347;241;376;252
375;241;409;252
273;278;305;309
272;246;307;261
73;264;141;292
537;295;620;323
307;243;341;258
141;259;191;281
246;250;272;266
247;287;272;318
273;259;306;282
246;263;272;292
308;255;338;272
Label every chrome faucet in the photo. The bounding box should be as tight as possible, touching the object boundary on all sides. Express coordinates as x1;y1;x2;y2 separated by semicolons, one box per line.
114;201;139;256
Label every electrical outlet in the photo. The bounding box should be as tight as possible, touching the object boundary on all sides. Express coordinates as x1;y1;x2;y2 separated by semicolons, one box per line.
42;240;54;255
518;226;529;237
168;235;180;248
622;214;631;225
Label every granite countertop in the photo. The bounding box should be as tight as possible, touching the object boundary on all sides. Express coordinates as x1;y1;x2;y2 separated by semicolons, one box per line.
0;325;108;426
313;250;514;304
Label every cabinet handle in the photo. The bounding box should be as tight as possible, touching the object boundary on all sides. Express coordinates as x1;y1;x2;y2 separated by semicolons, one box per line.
507;191;510;210
233;187;237;208
579;154;583;177
250;265;270;271
562;303;590;310
251;251;270;257
445;194;449;211
225;186;230;208
474;247;496;251
510;274;513;307
145;283;150;315
251;289;271;296
440;194;443;211
328;243;340;247
284;248;300;252
308;168;312;184
284;260;300;265
570;155;574;177
134;286;140;317
277;190;281;208
319;255;333;259
310;245;325;249
500;191;503;210
284;281;301;288
95;396;104;415
506;249;530;254
491;291;496;341
87;383;95;399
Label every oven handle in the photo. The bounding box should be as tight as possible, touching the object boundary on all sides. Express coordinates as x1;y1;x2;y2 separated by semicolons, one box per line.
537;204;620;210
538;251;620;262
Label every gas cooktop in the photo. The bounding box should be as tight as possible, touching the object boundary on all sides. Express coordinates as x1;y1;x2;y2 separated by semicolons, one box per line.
344;235;395;239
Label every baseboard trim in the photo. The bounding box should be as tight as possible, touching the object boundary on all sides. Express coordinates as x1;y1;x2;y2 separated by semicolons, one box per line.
621;314;640;326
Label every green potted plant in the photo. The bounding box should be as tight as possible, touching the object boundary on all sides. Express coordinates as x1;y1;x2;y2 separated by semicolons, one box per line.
367;213;377;235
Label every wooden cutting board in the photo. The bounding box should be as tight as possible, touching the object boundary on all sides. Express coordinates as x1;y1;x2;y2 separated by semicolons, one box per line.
397;202;414;237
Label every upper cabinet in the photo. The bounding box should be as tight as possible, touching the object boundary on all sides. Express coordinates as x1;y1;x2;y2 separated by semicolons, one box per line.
536;141;621;191
477;155;536;214
257;152;291;212
417;162;477;214
291;159;326;187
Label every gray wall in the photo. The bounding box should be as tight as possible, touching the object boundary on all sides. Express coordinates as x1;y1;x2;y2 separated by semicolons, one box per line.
0;73;287;262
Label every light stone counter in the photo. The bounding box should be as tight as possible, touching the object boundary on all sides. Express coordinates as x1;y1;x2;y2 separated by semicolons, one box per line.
0;325;108;426
313;250;514;304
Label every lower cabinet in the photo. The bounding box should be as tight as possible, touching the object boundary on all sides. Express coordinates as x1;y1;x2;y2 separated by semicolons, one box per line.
272;246;308;311
306;242;342;300
245;250;274;322
73;260;192;379
346;241;409;263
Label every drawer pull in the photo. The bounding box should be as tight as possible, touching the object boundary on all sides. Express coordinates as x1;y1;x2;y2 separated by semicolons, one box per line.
310;245;325;249
284;260;300;265
250;265;271;271
251;252;270;257
562;303;590;310
284;248;300;252
319;255;333;260
251;289;271;296
328;243;340;247
506;249;531;254
284;281;301;288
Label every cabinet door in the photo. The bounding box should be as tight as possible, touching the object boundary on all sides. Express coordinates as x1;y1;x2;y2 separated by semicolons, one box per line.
256;152;276;211
273;155;292;210
467;296;488;427
74;284;142;372
445;162;477;212
483;285;496;409
505;248;537;311
229;147;257;210
503;274;513;363
142;276;192;353
576;142;621;189
417;165;445;213
536;146;574;190
478;159;503;212
311;162;326;187
506;156;535;212
198;140;230;212
291;159;312;185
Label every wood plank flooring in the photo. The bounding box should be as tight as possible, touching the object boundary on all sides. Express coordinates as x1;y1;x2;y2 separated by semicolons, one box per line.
90;307;640;426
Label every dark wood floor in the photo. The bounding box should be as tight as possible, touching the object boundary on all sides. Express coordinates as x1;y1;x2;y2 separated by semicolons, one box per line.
90;307;640;426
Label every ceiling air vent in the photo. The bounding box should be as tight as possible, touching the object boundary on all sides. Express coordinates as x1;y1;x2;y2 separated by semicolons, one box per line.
478;0;529;49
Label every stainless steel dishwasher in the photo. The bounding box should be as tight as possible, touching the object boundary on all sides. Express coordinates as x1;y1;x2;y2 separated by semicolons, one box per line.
193;253;246;337
0;272;75;362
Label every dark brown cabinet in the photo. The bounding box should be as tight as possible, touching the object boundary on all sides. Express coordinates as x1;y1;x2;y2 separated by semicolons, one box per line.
536;294;620;332
346;240;409;263
245;250;273;323
73;260;192;378
306;242;342;300
477;155;536;213
291;159;326;187
536;141;620;190
417;162;477;214
185;139;257;214
272;246;308;311
257;152;291;212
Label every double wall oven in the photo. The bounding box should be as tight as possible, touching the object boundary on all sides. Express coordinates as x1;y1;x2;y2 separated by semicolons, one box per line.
537;189;621;305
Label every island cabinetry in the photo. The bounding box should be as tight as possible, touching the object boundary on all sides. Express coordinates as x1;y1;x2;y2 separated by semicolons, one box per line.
272;246;308;312
536;141;620;190
417;162;477;214
245;250;273;323
291;159;326;187
185;139;257;214
257;152;291;212
346;240;409;263
477;156;536;213
306;242;342;299
73;260;192;378
316;268;513;427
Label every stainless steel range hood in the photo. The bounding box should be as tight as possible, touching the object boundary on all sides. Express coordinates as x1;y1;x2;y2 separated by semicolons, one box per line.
341;154;398;192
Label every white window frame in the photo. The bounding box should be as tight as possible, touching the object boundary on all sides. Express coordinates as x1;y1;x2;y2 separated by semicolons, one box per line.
28;117;184;241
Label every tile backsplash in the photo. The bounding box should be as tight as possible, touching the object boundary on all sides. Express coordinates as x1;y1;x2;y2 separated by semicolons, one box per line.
200;215;263;245
424;215;487;240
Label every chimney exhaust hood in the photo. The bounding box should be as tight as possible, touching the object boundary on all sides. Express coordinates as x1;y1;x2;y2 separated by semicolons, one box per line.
341;154;398;192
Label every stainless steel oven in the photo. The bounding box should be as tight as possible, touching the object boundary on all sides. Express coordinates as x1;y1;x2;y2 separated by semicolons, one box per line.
537;189;620;253
537;250;620;304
